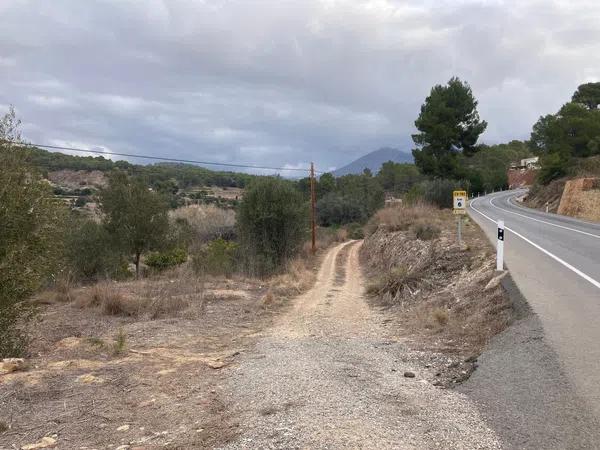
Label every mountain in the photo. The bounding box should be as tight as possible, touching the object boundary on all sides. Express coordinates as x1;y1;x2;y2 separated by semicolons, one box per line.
333;147;413;176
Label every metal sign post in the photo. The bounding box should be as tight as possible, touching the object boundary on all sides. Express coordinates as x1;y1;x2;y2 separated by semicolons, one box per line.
497;220;505;271
453;190;467;245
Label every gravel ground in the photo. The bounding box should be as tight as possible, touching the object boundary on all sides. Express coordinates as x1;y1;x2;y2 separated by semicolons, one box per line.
222;241;501;449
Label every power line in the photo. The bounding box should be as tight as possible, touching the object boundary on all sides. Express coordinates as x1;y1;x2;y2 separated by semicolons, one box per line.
6;141;321;174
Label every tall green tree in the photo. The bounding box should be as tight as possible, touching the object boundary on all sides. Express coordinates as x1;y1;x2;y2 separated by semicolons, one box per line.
99;172;169;277
412;77;487;178
1;107;66;356
376;162;422;194
572;82;600;110
237;177;307;275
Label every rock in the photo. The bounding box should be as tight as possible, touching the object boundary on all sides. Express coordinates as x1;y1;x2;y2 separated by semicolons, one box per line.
484;271;508;291
116;424;130;432
2;358;27;374
20;436;57;449
432;380;443;386
403;371;416;378
207;360;226;369
464;355;478;363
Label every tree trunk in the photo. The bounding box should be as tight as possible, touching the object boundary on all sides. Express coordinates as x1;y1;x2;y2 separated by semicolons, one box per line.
135;251;141;279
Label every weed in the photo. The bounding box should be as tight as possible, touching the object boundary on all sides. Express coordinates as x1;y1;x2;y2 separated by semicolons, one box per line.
86;337;105;348
112;328;126;356
54;274;75;303
432;307;449;325
410;221;441;241
0;421;8;433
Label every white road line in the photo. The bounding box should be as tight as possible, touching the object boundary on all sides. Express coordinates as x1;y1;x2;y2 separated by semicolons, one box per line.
470;197;600;290
488;194;600;240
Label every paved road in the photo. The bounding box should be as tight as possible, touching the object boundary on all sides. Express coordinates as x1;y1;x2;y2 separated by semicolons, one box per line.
469;191;600;418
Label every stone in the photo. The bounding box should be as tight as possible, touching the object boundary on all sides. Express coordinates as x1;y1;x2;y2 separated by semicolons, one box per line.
117;424;130;432
20;436;57;449
403;371;416;378
207;360;225;369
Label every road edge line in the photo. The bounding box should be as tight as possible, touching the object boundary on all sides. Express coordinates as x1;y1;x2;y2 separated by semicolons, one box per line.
469;198;600;290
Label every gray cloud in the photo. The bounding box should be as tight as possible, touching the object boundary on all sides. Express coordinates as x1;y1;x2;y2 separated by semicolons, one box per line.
1;0;599;173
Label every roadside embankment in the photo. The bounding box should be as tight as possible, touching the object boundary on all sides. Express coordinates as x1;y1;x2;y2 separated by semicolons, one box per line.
360;204;514;384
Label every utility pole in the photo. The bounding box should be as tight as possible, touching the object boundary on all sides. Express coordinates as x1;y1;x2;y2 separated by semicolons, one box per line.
310;162;317;255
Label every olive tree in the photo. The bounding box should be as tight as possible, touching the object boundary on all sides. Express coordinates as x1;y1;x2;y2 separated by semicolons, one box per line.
99;171;169;277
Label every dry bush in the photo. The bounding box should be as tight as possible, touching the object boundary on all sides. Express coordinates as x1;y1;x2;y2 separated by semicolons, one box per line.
170;204;235;242
78;282;139;316
54;274;75;303
367;203;442;235
269;258;314;298
431;307;449;325
410;220;441;241
366;265;425;303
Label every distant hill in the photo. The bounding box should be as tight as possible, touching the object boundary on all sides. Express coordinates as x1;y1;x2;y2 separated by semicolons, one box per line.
333;147;413;176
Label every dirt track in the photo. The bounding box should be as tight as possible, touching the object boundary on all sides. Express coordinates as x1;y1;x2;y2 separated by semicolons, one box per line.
222;241;501;449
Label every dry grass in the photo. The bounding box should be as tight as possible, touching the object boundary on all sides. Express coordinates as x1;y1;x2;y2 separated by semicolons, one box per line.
74;273;202;320
268;258;315;299
171;204;236;242
53;274;75;303
361;204;514;355
431;307;449;325
367;203;444;237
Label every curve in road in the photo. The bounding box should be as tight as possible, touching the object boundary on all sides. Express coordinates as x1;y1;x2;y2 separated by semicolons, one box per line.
468;191;600;420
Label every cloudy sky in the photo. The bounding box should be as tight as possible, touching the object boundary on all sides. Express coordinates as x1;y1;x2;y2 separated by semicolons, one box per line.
1;0;599;173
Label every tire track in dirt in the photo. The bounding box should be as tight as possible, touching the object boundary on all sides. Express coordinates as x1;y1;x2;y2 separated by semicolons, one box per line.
222;241;501;449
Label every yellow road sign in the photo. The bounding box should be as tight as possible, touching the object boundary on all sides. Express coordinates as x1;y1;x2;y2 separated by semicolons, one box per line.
453;190;467;211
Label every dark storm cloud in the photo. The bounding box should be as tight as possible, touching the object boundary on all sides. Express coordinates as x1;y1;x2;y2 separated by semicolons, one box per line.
1;0;599;172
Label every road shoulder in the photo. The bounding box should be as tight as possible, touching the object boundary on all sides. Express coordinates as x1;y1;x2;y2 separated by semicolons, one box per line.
458;274;600;449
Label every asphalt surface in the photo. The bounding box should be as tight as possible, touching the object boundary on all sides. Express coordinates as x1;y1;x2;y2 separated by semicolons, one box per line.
465;190;600;448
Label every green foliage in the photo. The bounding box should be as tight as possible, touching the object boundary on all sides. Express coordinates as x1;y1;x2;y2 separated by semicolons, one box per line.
145;247;187;271
407;178;469;208
462;140;531;193
24;147;256;191
529;86;600;183
412;77;487;178
65;219;126;281
572;82;600;110
238;177;307;276
193;238;239;276
347;223;365;240
99;172;170;277
317;193;364;226
376;162;422;194
537;153;568;185
0;107;66;356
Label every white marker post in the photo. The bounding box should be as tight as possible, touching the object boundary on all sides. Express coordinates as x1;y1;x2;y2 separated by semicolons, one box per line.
496;220;505;271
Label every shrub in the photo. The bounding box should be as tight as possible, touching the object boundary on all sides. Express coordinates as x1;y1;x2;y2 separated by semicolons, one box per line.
238;177;307;276
410;221;441;241
1;109;67;356
145;247;188;271
65;219;126;281
407;178;469;208
347;222;365;239
316;193;364;226
432;307;449;325
170;204;236;243
192;238;238;276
